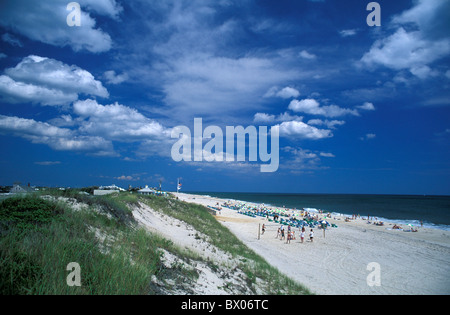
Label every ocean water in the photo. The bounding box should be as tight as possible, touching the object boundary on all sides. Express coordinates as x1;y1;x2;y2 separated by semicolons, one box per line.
188;192;450;231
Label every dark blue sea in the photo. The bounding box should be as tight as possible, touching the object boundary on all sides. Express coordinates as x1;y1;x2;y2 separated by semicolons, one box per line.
188;192;450;231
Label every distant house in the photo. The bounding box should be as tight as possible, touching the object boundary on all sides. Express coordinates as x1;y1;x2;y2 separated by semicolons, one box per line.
93;183;125;196
98;184;125;191
138;185;156;196
10;182;34;194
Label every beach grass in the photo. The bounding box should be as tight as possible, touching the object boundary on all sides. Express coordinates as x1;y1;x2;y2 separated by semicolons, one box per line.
140;194;311;294
0;194;161;294
0;191;311;295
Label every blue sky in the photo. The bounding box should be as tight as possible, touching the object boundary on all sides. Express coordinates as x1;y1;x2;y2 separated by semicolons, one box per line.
0;0;449;195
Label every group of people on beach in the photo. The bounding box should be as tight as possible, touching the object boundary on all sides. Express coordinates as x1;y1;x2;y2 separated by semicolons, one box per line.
271;224;314;244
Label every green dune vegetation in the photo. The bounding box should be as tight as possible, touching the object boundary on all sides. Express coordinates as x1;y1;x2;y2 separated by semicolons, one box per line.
0;190;311;295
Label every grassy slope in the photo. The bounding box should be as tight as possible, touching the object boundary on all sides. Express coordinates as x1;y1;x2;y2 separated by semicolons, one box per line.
0;191;311;295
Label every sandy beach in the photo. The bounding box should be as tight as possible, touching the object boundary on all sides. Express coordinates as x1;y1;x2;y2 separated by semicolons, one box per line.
174;192;450;295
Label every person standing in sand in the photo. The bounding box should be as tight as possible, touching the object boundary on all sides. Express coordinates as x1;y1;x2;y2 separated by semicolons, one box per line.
300;230;305;243
309;229;314;242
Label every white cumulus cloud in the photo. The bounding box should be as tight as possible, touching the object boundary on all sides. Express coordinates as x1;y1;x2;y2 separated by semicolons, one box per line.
361;0;450;79
0;114;115;155
357;102;376;111
73;99;169;141
0;55;108;106
277;120;332;140
288;99;359;117
0;0;121;53
103;70;129;85
299;50;317;60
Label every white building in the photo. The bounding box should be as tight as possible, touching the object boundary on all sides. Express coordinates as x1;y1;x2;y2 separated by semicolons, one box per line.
93;184;125;196
138;185;156;195
10;183;34;194
98;184;125;191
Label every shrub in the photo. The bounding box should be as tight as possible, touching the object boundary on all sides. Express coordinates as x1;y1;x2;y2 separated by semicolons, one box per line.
0;195;63;233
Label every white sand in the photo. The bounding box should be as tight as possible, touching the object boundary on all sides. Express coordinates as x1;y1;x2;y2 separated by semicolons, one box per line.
174;192;450;295
132;201;259;294
132;201;238;266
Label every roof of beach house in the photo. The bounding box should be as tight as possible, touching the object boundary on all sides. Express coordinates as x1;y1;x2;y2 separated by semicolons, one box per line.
138;185;156;193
